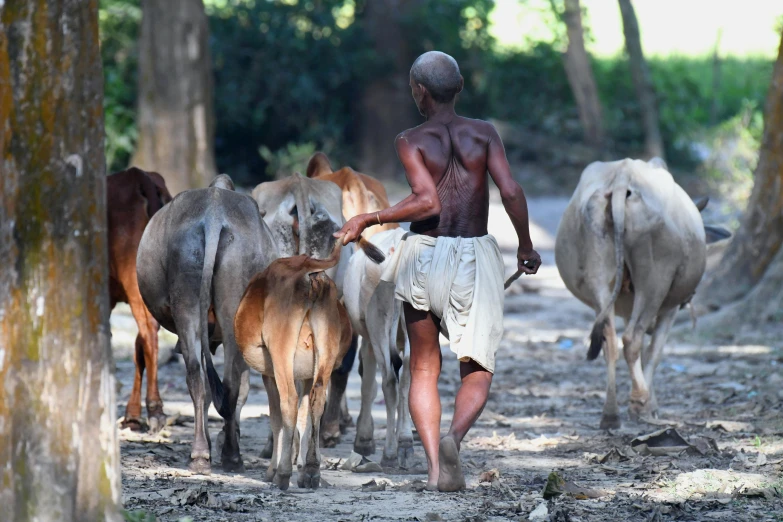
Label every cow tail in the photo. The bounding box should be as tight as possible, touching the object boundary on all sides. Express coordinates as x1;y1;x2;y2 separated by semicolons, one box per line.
200;219;227;417
588;174;628;361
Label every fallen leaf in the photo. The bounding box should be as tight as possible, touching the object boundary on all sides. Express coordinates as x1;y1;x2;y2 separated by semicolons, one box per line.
542;471;605;500
705;420;754;433
631;428;692;457
361;479;386;492
528;503;548;522
479;469;500;483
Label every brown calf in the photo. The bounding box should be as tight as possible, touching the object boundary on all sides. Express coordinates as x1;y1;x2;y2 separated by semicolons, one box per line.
234;237;383;490
107;167;172;431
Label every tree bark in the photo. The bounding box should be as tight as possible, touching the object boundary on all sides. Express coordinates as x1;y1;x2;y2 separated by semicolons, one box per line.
0;1;122;521
560;0;605;149
132;0;217;195
358;0;419;181
618;0;665;159
698;30;783;307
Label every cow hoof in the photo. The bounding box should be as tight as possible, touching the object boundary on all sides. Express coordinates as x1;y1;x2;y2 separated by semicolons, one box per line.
120;417;145;432
147;413;167;434
188;457;212;475
320;431;341;448
265;466;277;482
398;441;414;469
273;472;292;491
222;455;245;474
297;468;320;490
354;438;376;456
381;454;398;468
600;415;621;430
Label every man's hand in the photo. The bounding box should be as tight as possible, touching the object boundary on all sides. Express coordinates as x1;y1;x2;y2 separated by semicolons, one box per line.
334;214;370;245
517;247;541;275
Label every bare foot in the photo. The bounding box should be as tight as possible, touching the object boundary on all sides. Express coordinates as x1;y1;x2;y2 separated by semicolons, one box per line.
437;436;465;492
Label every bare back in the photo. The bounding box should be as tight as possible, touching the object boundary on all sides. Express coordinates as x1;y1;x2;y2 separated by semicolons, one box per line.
403;116;493;238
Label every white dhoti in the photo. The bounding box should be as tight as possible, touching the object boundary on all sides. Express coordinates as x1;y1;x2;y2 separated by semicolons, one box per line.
379;233;505;373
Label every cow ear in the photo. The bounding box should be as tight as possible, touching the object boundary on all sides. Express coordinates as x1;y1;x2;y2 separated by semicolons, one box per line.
306;152;332;178
693;196;709;212
704;224;731;243
648;157;668;170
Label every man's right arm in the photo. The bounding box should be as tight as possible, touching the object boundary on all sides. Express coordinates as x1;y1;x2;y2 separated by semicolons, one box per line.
486;123;541;274
335;132;441;244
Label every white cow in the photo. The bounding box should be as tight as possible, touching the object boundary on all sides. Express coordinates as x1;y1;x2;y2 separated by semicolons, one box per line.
343;228;414;467
555;158;726;429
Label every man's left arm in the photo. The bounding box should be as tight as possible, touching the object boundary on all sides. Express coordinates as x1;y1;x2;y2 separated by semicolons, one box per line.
486;124;541;275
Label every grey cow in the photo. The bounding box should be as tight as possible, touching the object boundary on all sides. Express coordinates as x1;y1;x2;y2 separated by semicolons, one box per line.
137;175;278;474
555;159;729;429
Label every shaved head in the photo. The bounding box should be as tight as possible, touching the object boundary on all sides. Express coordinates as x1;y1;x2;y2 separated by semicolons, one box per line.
410;51;462;103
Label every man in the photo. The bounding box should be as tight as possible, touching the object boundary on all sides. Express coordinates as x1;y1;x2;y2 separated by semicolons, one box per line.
336;51;541;492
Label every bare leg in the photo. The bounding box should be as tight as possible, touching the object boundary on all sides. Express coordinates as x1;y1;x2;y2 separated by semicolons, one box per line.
404;303;442;491
438;360;491;492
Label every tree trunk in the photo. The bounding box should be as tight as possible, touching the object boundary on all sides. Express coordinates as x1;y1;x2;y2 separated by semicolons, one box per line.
0;1;122;521
698;30;783;307
560;0;605;149
618;0;665;160
132;0;217;195
358;0;419;181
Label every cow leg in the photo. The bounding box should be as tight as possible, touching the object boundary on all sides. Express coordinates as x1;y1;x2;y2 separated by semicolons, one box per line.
396;316;414;468
263;374;282;482
600;313;621;430
623;301;667;421
174;313;211;475
340;393;352;433
369;307;399;468
125;277;165;431
296;379;314;487
121;333;146;431
261;430;274;459
321;334;356;447
354;337;377;456
641;307;677;417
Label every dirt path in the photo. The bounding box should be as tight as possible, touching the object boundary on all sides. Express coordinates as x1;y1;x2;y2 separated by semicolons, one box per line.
115;194;783;521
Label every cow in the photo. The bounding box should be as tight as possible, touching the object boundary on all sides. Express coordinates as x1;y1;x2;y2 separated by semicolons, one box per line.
251;172;355;450
342;227;414;467
136;174;278;474
555;158;730;429
305;152;399;239
234;234;385;490
305;153;401;443
107;167;172;432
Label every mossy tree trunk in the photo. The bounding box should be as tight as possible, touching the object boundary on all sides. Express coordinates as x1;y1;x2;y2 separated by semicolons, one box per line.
358;0;419;181
698;30;783;309
132;0;217;195
618;0;665;160
560;0;605;149
0;1;122;520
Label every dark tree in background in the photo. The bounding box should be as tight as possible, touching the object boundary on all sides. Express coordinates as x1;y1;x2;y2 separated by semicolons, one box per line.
618;0;665;160
557;0;605;149
358;0;420;180
132;0;217;194
0;1;122;520
697;29;783;326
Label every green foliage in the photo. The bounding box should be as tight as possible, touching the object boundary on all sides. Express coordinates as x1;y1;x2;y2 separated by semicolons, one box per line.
99;0;140;173
259;141;321;179
207;0;374;185
98;0;775;187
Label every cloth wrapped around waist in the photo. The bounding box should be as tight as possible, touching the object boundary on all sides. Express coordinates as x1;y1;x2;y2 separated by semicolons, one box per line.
379;233;505;373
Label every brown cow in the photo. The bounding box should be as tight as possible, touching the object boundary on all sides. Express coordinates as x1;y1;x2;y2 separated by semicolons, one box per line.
107;167;172;431
234;237;384;490
306;152;399;238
